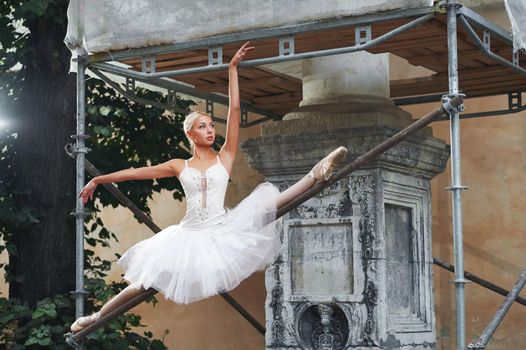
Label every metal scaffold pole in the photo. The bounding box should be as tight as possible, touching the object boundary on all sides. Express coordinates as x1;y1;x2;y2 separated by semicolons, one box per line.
446;1;468;349
73;57;87;350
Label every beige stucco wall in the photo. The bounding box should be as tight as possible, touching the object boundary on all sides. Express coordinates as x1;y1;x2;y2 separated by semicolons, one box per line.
402;3;526;348
91;97;526;350
1;2;525;349
2;95;524;350
402;96;526;350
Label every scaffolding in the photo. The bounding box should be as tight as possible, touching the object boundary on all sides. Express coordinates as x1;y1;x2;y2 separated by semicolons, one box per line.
67;1;526;349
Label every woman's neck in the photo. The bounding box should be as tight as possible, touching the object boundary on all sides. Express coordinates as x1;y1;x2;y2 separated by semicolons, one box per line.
192;146;215;161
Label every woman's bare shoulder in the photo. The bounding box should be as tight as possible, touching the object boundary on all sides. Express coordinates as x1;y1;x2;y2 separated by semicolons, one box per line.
165;158;187;175
167;158;186;165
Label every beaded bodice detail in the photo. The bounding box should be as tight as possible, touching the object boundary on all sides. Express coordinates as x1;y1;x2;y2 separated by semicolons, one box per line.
179;155;229;228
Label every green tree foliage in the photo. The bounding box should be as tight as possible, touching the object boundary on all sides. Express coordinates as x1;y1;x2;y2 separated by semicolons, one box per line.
85;80;197;212
0;0;222;348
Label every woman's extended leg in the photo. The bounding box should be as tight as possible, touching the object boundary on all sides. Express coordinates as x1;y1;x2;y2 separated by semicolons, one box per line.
276;174;316;209
70;284;145;333
275;146;347;208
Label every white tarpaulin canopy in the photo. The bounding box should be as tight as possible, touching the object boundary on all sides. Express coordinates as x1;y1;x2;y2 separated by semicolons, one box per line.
505;0;526;52
64;0;435;56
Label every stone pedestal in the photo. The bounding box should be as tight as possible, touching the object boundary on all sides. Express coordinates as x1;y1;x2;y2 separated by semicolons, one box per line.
241;53;449;349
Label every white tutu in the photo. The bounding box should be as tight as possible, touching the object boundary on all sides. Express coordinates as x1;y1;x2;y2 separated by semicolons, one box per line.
117;181;281;304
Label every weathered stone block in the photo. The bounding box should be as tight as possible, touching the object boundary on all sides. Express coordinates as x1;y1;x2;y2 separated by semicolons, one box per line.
242;109;448;349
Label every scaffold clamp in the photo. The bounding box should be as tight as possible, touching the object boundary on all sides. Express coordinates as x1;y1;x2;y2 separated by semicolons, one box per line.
64;143;91;158
64;332;84;347
444;184;468;191
69;288;89;296
450;278;471;284
438;0;463;10
69;209;93;218
441;93;465;115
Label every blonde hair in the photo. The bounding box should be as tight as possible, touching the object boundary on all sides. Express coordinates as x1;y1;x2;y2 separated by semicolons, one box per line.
183;111;210;148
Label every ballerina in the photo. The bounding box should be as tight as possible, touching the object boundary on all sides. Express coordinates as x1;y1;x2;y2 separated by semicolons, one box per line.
70;42;347;333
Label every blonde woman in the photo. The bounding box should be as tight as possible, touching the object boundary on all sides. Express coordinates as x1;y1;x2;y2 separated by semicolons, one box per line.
71;42;347;332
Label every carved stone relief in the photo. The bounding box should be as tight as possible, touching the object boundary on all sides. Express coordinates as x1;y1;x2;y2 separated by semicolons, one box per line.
350;175;379;346
266;170;437;349
279;180;353;220
295;303;350;350
270;261;286;346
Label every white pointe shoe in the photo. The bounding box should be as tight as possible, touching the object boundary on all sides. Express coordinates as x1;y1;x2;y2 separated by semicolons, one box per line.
70;311;101;333
308;146;348;183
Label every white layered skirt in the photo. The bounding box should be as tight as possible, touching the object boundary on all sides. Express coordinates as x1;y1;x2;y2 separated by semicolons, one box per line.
117;182;281;304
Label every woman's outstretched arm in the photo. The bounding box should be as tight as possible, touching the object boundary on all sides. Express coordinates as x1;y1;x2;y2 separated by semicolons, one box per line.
79;159;180;203
220;42;254;165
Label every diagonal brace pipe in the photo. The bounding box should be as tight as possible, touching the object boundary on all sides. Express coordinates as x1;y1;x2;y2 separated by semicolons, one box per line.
276;94;462;218
467;267;526;349
64;147;265;346
66;94;463;347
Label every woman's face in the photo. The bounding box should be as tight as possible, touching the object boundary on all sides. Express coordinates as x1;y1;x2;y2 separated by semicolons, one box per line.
187;114;216;147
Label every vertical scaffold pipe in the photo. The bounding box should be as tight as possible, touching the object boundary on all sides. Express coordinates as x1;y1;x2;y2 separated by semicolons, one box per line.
74;57;87;350
446;1;468;349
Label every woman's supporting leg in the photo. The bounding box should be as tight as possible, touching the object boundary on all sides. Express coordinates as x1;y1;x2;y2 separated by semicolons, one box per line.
98;284;145;315
70;284;145;332
275;146;348;209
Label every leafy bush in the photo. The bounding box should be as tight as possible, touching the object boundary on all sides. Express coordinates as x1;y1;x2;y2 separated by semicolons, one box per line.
0;79;215;348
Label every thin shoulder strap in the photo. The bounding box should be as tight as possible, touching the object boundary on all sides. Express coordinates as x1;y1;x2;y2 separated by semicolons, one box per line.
184;159;188;168
216;155;221;164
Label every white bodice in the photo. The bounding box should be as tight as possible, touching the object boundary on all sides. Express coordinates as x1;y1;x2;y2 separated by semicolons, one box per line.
178;155;229;229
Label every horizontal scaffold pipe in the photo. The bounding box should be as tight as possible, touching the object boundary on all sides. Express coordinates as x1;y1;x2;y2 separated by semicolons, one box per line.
90;13;434;79
67;94;462;347
89;6;435;63
457;6;513;45
433;257;526;307
90;68;190;115
459;15;526;78
88;65;282;124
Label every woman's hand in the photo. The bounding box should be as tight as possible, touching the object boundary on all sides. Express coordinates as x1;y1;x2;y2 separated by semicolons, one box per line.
79;178;98;204
229;41;255;68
